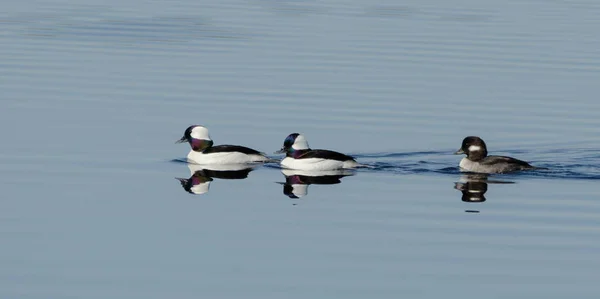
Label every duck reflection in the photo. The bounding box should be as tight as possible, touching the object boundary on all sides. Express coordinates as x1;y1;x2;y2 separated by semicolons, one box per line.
454;174;514;211
176;163;256;195
278;169;355;199
454;174;490;203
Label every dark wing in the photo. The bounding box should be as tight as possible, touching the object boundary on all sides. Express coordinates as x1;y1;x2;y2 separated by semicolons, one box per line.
481;155;534;169
204;145;265;155
298;149;355;162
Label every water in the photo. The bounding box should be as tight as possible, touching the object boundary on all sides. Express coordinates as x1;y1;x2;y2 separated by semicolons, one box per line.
2;0;600;298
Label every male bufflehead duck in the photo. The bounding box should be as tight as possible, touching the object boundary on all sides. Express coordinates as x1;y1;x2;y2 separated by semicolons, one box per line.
274;133;362;170
454;136;536;174
176;125;270;164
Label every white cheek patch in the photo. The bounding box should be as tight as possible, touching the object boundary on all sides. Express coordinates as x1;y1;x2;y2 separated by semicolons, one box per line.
468;145;482;152
191;126;211;140
292;134;310;150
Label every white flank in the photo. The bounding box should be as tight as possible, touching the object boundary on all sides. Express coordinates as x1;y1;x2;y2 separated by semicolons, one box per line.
190;126;211;140
468;145;482;152
188;150;269;164
280;157;359;170
291;134;310;150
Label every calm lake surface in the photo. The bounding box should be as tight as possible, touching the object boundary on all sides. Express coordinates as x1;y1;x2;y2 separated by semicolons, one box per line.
2;0;600;298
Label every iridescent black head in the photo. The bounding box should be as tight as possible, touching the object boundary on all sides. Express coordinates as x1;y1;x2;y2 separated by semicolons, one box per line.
283;133;300;150
454;136;488;161
274;133;309;155
176;126;195;144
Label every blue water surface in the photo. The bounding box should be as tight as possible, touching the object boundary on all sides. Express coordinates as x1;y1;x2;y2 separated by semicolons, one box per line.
1;0;600;298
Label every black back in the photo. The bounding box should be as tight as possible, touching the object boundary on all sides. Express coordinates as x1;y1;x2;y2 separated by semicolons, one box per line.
297;149;355;162
203;144;265;155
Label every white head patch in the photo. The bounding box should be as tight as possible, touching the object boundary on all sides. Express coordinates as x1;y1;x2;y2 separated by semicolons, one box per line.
191;126;211;140
292;134;310;150
468;145;482;152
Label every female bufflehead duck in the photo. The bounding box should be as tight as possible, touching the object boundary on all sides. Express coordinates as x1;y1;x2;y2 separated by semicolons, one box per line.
454;136;536;174
176;125;270;164
274;133;362;170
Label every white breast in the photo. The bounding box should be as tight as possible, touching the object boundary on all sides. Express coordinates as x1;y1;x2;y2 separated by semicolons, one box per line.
280;157;359;170
459;157;476;171
188;150;269;164
459;158;492;174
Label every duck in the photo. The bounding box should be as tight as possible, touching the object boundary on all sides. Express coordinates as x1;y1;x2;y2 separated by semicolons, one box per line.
274;133;362;170
454;136;537;174
176;125;270;164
